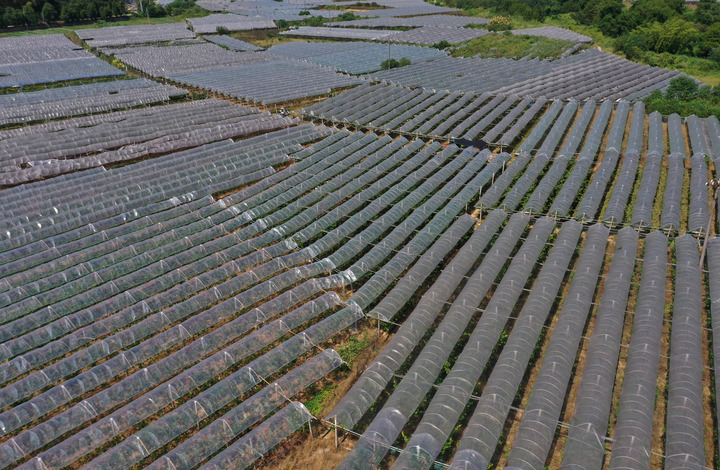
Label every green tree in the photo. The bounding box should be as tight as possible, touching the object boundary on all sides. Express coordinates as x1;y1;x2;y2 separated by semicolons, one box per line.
575;0;621;25
111;0;125;16
381;58;399;69
60;4;73;22
666;75;699;100
85;1;99;19
3;7;24;26
644;80;720;119
710;47;720;67
41;2;57;22
577;0;638;36
146;2;165;17
338;12;358;21
629;0;683;23
697;84;713;100
708;22;720;44
307;15;323;26
510;2;546;21
625;31;649;51
639;18;699;54
695;0;720;25
380;57;411;69
597;9;634;37
22;2;36;24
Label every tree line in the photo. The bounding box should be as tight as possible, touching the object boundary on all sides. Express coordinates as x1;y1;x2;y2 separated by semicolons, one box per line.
0;0;210;28
0;0;126;27
577;0;719;64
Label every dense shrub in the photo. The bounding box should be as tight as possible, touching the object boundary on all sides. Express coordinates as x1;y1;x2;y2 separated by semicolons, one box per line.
643;76;720;118
380;57;411;69
486;15;511;31
337;12;359;21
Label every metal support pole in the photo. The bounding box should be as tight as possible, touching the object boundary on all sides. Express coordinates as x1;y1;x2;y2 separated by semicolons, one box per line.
700;186;718;270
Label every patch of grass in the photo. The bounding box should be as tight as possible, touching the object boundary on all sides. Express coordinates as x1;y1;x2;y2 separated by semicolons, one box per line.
304;384;337;416
451;32;576;60
229;29;327;48
627;50;720;87
463;9;616;50
463;7;538;29
544;13;616;50
336;333;369;364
